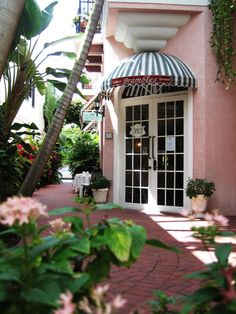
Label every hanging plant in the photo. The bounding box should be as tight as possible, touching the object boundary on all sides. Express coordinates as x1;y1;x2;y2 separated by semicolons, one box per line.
209;0;236;87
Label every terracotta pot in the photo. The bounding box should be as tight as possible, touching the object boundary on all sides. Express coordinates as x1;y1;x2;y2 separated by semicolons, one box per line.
92;188;108;203
191;194;208;212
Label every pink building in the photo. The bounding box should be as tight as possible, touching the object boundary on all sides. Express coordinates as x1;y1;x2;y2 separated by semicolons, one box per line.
84;0;236;215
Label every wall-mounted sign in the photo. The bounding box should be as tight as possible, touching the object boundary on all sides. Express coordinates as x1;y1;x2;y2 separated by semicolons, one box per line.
112;75;172;87
130;124;146;137
166;136;175;152
82;111;103;122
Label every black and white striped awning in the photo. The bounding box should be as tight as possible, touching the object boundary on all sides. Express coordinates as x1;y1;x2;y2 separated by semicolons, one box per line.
101;52;197;93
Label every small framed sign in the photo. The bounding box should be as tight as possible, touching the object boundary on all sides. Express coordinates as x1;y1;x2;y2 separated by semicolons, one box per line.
82;111;103;122
105;132;113;139
130;124;146;137
166;136;175;152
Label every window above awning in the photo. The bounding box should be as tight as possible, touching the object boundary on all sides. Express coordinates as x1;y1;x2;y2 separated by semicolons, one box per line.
101;52;197;93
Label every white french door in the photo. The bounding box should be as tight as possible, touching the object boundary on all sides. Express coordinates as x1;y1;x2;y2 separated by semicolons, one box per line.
120;94;189;212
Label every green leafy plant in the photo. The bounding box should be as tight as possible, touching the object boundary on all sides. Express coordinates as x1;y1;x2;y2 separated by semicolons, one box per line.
68;131;100;177
0;195;177;313
209;0;236;86
90;173;111;190
185;178;215;199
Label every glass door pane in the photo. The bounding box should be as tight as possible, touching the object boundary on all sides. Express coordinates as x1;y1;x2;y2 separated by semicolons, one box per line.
125;104;149;204
156;100;184;207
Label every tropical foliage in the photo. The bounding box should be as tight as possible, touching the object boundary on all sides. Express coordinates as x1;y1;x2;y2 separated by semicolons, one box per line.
0;121;39;202
0;0;90;199
19;0;105;196
209;0;236;86
68;131;100;178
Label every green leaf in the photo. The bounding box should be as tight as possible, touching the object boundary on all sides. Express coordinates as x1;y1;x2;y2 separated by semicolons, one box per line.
185;286;219;303
90;236;108;248
146;238;180;253
44;260;72;275
29;237;60;258
87;254;111;283
0;282;8;301
47;51;77;59
22;278;61;306
129;225;146;260
48;79;85;98
215;243;232;265
219;231;235;237
24;0;58;39
64;274;90;293
80;75;91;84
71;237;90;254
95;203;123;211
0;273;22;284
48;207;80;216
185;270;211;280
46;67;72;79
105;224;132;262
64;216;84;232
44;34;84;49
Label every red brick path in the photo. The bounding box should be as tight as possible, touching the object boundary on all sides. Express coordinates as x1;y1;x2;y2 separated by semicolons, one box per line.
33;182;236;314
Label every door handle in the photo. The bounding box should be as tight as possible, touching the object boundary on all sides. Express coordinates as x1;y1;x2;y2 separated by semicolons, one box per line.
152;136;155;159
153;159;157;171
148;136;151;159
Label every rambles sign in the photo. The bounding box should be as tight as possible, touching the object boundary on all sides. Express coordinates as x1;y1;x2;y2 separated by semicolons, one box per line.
112;75;172;86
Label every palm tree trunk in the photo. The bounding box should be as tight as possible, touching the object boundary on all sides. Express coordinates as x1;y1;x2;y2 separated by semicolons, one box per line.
0;0;25;80
20;0;104;196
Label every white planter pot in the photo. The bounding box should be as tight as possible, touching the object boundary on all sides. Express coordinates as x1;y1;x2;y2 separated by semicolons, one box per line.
92;188;108;203
191;194;208;212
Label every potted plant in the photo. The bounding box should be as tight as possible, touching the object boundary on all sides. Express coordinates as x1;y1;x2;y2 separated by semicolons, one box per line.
90;173;111;203
72;13;89;30
186;178;216;212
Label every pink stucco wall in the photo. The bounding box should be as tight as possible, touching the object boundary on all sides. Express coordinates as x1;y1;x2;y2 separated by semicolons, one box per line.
102;6;236;213
164;8;236;214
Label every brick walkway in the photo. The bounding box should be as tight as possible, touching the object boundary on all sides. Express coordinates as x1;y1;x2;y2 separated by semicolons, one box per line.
33;182;236;314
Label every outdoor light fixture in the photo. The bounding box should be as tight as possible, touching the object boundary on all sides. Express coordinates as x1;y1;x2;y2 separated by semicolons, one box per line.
94;97;100;116
94;96;105;117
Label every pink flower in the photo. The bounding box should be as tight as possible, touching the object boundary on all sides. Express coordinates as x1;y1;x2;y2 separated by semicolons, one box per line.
213;214;228;227
180;208;192;217
94;284;109;297
0;196;47;226
112;295;127;309
49;218;71;234
54;291;75;314
204;212;213;223
204;212;229;227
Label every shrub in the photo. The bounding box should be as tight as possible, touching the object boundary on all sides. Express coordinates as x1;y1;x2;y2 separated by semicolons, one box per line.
68;131;100;177
90;173;111;189
186;178;216;199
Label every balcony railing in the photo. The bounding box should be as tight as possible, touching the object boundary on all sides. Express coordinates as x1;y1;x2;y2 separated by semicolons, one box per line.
75;0;101;33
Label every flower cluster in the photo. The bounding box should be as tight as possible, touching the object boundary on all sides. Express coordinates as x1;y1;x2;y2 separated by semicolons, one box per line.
180;207;228;227
50;218;71;235
54;285;126;314
204;211;229;227
17;143;37;163
54;291;75;314
0;196;47;226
